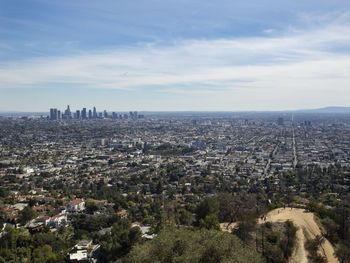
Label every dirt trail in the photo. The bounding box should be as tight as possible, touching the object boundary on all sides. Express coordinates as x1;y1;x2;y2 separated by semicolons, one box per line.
220;222;238;233
259;208;338;263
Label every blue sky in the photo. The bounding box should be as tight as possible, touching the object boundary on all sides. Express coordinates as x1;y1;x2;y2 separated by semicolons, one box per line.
1;0;350;111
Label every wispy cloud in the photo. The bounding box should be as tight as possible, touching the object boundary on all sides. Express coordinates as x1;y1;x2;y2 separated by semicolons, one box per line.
0;15;350;108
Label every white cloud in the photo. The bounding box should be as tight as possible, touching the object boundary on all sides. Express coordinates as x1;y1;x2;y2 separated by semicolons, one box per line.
0;18;350;110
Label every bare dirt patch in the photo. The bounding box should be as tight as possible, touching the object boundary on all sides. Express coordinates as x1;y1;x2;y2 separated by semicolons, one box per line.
220;222;238;233
259;208;338;263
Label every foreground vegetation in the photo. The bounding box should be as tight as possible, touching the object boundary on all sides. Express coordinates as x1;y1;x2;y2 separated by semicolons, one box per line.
127;228;264;263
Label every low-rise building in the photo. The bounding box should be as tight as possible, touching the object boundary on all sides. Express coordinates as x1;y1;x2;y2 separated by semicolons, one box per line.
68;240;100;263
67;199;85;212
44;214;67;229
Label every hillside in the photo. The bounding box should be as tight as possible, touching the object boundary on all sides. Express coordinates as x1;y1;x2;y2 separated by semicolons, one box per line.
259;208;338;263
126;228;264;263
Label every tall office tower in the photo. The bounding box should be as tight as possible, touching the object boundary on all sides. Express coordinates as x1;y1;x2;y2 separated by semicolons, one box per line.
134;111;138;120
57;110;61;120
64;105;72;119
93;106;97;119
53;108;58;120
76;110;80;119
112;112;117;120
88;109;92;119
81;108;87;119
103;110;108;118
50;108;54;120
50;108;57;120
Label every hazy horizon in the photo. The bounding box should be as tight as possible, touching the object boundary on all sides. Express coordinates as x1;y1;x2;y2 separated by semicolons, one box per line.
2;106;350;115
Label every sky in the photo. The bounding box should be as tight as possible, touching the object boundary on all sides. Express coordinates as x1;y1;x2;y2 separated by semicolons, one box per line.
1;0;350;112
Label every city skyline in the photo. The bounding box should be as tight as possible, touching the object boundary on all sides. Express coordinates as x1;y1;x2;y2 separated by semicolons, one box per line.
2;105;350;115
48;105;142;120
1;1;350;111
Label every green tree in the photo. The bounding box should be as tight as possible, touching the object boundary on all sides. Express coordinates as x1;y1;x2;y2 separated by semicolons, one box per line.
0;188;8;198
99;219;142;262
85;200;99;214
196;197;219;222
32;244;57;263
18;206;35;225
126;228;265;263
178;209;193;226
281;220;297;259
336;242;350;263
321;217;338;242
234;219;257;245
305;235;326;263
199;214;220;231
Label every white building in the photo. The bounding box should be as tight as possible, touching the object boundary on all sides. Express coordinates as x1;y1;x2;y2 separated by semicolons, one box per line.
44;214;67;229
68;240;100;263
67;199;85;212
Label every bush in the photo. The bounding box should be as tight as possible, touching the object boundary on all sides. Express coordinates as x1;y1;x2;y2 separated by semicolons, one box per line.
126;228;265;263
266;232;279;244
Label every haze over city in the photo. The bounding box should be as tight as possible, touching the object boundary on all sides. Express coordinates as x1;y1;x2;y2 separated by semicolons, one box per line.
1;0;350;111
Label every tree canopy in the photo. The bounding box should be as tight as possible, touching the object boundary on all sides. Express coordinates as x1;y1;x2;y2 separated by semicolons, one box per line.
127;228;265;263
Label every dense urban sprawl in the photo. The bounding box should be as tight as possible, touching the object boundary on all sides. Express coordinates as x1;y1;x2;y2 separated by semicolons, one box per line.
0;111;349;262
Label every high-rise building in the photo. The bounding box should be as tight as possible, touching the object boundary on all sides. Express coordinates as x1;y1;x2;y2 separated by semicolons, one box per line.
65;105;72;119
48;106;129;121
93;107;97;119
50;108;58;120
62;105;72;120
81;108;87;119
50;108;54;120
129;111;138;120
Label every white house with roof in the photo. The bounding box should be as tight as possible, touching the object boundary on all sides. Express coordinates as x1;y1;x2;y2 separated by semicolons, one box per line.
68;240;100;263
67;199;85;212
44;213;67;229
69;250;88;263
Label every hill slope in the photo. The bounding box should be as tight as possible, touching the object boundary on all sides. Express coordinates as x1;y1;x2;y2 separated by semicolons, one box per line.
127;228;264;263
259;208;338;263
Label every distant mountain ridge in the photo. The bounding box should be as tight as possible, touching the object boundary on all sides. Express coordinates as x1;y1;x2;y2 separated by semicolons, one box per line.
297;106;350;114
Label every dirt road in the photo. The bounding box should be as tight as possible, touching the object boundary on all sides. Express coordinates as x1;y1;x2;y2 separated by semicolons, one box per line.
259;208;338;263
